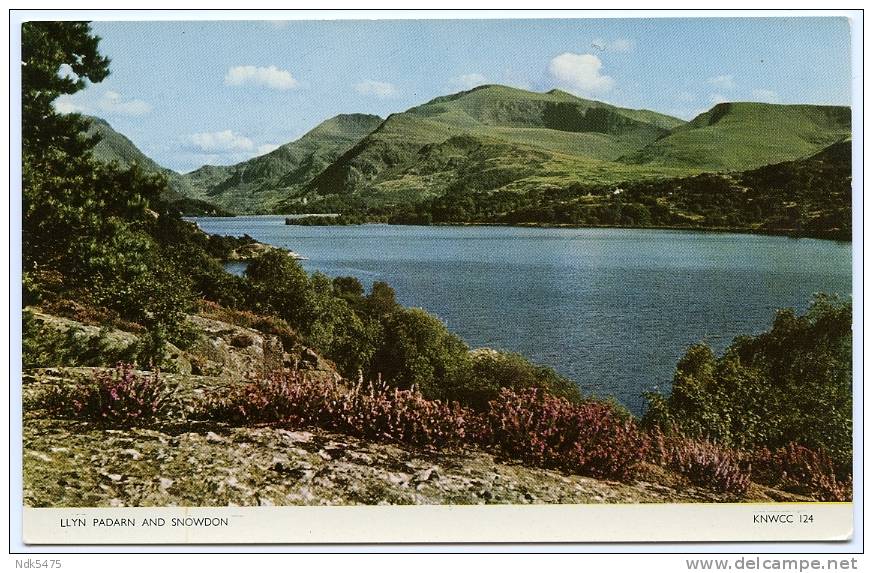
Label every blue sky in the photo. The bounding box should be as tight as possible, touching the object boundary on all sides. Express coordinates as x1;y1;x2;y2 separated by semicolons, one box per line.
54;17;852;173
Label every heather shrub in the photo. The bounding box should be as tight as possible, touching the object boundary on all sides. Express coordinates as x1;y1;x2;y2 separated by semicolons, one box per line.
751;443;851;501
203;373;340;427
649;431;751;495
483;388;648;480
42;363;173;427
202;373;473;449
339;380;473;447
202;375;650;480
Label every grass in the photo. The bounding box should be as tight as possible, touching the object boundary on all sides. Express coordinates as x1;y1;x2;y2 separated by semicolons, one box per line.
90;85;851;218
625;102;850;171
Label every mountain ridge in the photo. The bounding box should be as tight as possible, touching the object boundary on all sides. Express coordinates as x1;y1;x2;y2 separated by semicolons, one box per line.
181;113;383;214
84;116;228;215
81;85;851;217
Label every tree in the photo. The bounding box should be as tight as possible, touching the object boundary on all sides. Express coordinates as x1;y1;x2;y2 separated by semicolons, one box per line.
644;297;852;476
21;22;109;158
21;22;194;361
365;281;398;318
372;307;471;399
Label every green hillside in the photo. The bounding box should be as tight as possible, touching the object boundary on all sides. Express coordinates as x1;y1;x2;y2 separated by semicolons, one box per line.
182;113;383;214
306;138;851;240
86;88;851;223
85;117;227;215
624;102;851;171
297;85;685;202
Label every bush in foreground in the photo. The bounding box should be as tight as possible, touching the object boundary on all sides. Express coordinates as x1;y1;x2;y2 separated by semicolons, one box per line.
644;297;852;475
201;374;644;481
41;363;172;427
649;430;751;495
203;373;473;449
483;388;647;480
751;443;851;502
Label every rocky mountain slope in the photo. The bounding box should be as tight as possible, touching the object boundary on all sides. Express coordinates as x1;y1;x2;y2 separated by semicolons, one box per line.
280;85;689;210
80;88;851;219
182;113;383;214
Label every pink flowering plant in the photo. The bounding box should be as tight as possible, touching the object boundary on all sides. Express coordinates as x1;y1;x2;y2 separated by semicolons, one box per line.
482;388;648;480
649;430;751;495
752;443;851;502
68;363;172;427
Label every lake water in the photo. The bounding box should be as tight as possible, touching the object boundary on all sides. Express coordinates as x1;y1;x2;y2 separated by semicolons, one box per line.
190;216;852;413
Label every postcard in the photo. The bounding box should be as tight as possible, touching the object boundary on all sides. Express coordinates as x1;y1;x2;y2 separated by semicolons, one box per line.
16;11;857;544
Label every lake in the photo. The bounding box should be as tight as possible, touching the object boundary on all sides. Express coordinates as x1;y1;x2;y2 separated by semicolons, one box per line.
190;216;853;413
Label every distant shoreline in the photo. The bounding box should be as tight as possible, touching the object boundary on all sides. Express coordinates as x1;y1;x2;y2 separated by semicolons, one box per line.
269;214;851;243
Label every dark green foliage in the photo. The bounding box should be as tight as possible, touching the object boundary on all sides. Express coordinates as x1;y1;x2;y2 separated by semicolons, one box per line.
288;136;850;241
371;307;471;399
365;281;399;317
244;251;312;321
22;21;197;356
644;296;852;475
238;252;378;378
449;349;581;411
21;21;109;159
332;276;365;299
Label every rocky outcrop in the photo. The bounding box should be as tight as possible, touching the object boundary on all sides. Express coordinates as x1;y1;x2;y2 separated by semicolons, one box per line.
225;242;306;261
24;307;334;380
21;310;811;508
23;417;802;507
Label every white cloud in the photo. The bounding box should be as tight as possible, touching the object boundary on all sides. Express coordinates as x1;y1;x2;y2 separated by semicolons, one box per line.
709;93;728;105
448;73;489;91
707;74;736;90
224;65;299;90
592;38;635;53
354;79;399;99
52;90;151;116
57;63;79;82
97;91;152;116
53;94;84;114
182;130;280;166
750;89;780;103
186;130;256;153
548;53;615;96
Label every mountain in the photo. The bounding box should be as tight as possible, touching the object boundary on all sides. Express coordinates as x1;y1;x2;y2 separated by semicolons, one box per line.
623;102;851;171
181;113;383;214
86;88;852;220
85;117;227;215
288;85;687;209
